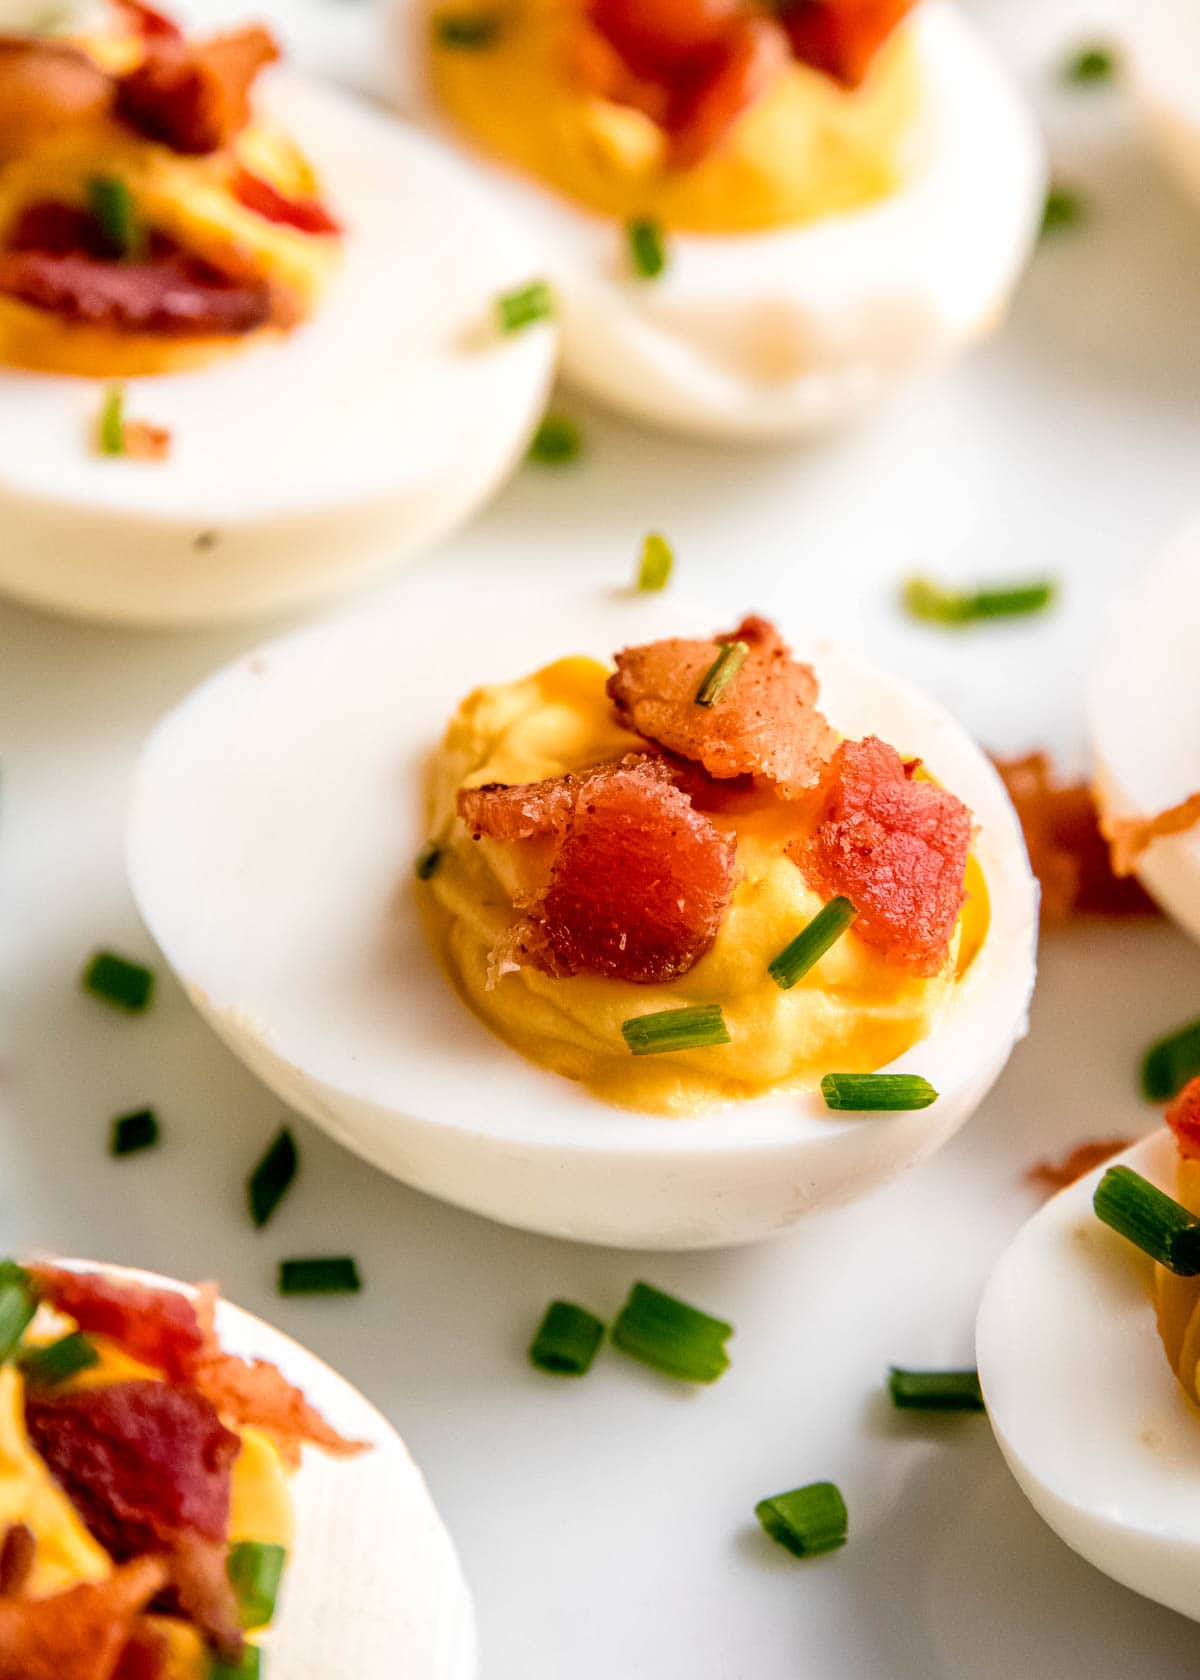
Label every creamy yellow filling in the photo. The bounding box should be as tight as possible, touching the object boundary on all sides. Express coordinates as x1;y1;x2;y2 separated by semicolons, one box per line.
1155;1159;1200;1399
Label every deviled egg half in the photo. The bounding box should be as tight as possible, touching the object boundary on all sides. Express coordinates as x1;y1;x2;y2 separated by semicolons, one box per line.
392;0;1045;440
1126;0;1200;209
0;1257;475;1677
0;2;555;626
127;579;1037;1249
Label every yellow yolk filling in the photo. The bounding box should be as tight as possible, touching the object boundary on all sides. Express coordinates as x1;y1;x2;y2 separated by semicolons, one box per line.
1155;1159;1200;1399
424;656;987;1116
427;0;923;234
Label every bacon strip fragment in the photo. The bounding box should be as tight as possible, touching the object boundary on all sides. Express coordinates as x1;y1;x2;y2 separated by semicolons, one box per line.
0;246;274;337
1167;1077;1200;1163
1104;791;1200;879
115;25;279;155
780;0;917;87
232;168;341;236
187;1351;366;1460
0;1556;167;1680
1026;1138;1133;1195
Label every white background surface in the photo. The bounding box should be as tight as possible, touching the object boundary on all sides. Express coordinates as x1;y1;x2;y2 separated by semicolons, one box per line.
4;0;1200;1674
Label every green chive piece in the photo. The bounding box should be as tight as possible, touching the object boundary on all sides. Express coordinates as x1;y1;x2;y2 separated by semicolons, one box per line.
278;1256;361;1296
621;1004;730;1057
636;531;673;592
496;280;554;334
901;574;1057;627
1142;1019;1200;1102
528;416;582;466
228;1541;287;1630
0;1276;36;1367
97;386;126;457
769;898;858;990
888;1367;984;1412
247;1128;298;1230
529;1300;606;1376
209;1648;261;1680
1064;44;1116;84
755;1482;848;1559
110;1107;159;1157
611;1280;732;1383
694;639;749;707
414;841;442;881
1041;185;1085;235
87;175;144;259
1094;1166;1200;1275
433;11;500;47
627;216;667;280
20;1333;99;1389
820;1073;938;1111
82;949;154;1012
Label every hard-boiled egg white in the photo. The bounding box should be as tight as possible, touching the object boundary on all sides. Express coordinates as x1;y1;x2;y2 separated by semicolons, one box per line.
125;579;1037;1250
1090;518;1200;942
1125;0;1200;208
0;70;556;627
391;0;1045;442
977;1131;1200;1624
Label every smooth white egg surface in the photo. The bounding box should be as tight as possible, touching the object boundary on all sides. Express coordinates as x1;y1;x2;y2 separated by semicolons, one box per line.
977;1131;1200;1624
1091;519;1200;941
125;579;1037;1249
0;72;556;628
392;0;1044;441
1126;0;1200;207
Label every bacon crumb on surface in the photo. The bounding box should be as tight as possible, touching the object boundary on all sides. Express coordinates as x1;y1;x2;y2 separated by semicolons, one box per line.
1026;1138;1133;1195
1167;1078;1200;1162
1104;791;1200;879
0;1556;167;1680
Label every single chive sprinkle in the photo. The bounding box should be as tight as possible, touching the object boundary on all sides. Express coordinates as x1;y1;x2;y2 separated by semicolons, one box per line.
755;1482;848;1559
208;1649;261;1680
247;1128;298;1229
1042;185;1085;235
0;1276;36;1367
694;639;749;707
82;949;153;1012
1093;1166;1200;1275
528;415;582;466
612;1281;732;1383
110;1107;159;1157
620;1004;730;1057
1064;44;1116;84
768;897;858;990
415;841;442;881
636;531;673;592
97;386;126;456
433;11;500;47
496;279;554;334
228;1541;287;1629
20;1332;99;1388
820;1073;938;1111
529;1300;606;1376
1141;1019;1200;1101
278;1256;361;1296
87;175;144;259
627;216;667;280
901;574;1057;627
888;1367;984;1412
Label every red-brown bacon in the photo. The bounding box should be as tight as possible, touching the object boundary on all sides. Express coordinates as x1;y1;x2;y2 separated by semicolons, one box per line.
0;1556;167;1680
0;245;274;336
1167;1078;1200;1163
780;0;917;87
232;167;341;236
115;25;279;155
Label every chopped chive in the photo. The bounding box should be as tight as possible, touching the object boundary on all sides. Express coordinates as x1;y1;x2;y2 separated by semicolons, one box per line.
627;216;667;280
1141;1019;1200;1101
528;416;582;466
110;1107;159;1157
1041;185;1085;236
87;175;144;259
209;1649;260;1680
901;575;1057;627
611;1281;732;1383
0;1276;36;1367
82;949;154;1012
433;11;500;47
414;841;442;880
621;1004;730;1057
636;531;673;592
755;1482;847;1559
1094;1165;1200;1274
278;1256;361;1296
529;1300;606;1375
768;897;857;990
97;386;126;456
228;1541;287;1629
1063;43;1116;84
20;1332;99;1388
694;639;749;707
888;1367;984;1412
496;279;554;334
247;1128;298;1229
820;1073;937;1111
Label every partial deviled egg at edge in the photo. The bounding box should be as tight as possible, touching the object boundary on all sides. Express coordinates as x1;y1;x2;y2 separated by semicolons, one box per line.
1126;0;1200;208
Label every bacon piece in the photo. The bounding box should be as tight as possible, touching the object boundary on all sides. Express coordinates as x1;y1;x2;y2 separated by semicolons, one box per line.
165;1538;240;1661
780;0;917;86
113;0;183;39
232;167;341;236
1027;1138;1133;1195
1104;791;1200;879
787;736;971;975
0;1528;34;1599
458;770;584;842
1167;1078;1200;1163
670;16;789;165
0;246;273;337
187;1351;366;1459
0;1556;167;1680
27;1268;205;1382
608;616;835;797
115;25;279;155
119;420;172;462
111;1626;167;1680
0;40;113;157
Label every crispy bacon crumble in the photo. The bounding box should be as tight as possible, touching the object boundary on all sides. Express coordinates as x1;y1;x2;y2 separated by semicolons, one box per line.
1104;790;1200;879
1026;1138;1133;1195
1167;1077;1200;1162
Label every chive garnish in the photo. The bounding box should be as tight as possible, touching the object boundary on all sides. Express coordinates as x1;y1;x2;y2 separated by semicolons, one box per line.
415;841;442;880
247;1128;298;1229
528;416;582;466
768;897;857;990
1094;1165;1200;1274
278;1256;361;1296
621;1004;730;1057
529;1300;606;1375
627;216;667;280
496;280;554;334
1064;44;1116;84
612;1281;732;1383
20;1333;99;1388
901;575;1057;627
888;1367;984;1412
87;175;144;259
433;11;500;47
0;1273;36;1367
228;1541;287;1629
97;386;126;456
755;1482;848;1559
694;639;749;707
636;531;673;592
209;1649;261;1680
82;949;154;1012
820;1073;938;1111
1041;185;1085;235
110;1107;159;1157
1142;1019;1200;1101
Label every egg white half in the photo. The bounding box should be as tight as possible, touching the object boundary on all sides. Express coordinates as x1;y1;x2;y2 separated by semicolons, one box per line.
977;1131;1200;1624
392;0;1044;441
1126;0;1200;207
1090;518;1200;942
0;71;556;627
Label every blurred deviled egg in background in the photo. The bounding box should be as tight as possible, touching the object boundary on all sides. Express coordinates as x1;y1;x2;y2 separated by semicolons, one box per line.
1125;0;1200;209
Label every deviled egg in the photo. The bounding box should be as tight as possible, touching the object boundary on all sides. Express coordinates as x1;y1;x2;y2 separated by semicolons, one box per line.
392;0;1045;440
1126;0;1200;209
126;579;1037;1248
0;2;555;625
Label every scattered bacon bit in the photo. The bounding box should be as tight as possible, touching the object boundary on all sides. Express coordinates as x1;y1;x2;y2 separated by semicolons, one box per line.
788;736;972;975
1167;1077;1200;1162
1104;791;1200;879
113;0;184;39
231;167;341;236
119;420;172;462
115;25;279;155
111;1625;168;1680
780;0;917;87
164;1538;241;1661
0;40;113;156
670;15;789;165
1027;1138;1132;1195
0;1556;167;1680
0;1528;34;1599
27;1268;206;1383
458;769;585;842
187;1351;366;1460
608;616;836;798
